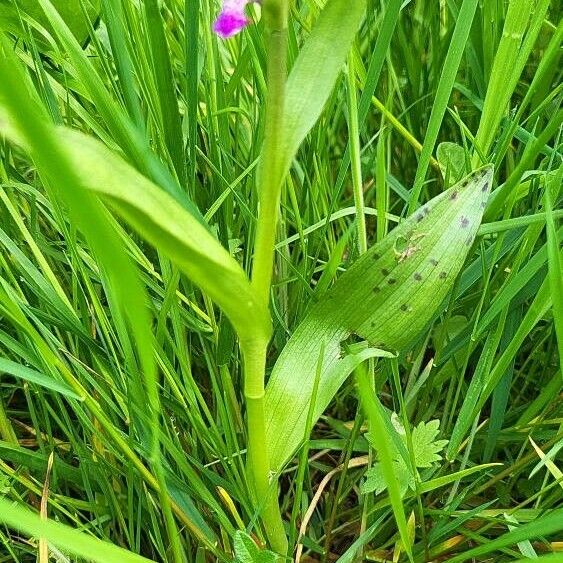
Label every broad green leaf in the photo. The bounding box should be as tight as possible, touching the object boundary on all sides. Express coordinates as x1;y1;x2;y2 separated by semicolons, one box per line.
265;166;493;471
0;358;81;399
0;497;155;563
55;128;271;348
278;0;366;180
233;530;278;563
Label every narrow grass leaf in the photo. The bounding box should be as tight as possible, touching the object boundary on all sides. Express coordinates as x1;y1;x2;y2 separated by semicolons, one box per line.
447;509;563;562
0;497;155;563
0;358;81;399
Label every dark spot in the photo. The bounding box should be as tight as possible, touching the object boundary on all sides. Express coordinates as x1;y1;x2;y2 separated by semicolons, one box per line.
388;278;397;285
400;304;408;312
414;272;422;281
430;258;438;266
381;268;390;276
450;191;458;200
439;271;447;279
416;214;424;222
481;201;487;209
372;252;380;260
459;179;468;188
482;182;489;192
371;320;377;327
460;216;470;228
424;207;430;216
373;286;381;293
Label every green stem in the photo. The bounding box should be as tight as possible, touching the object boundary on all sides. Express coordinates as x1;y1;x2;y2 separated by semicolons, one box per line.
346;52;367;255
245;0;288;553
243;341;287;552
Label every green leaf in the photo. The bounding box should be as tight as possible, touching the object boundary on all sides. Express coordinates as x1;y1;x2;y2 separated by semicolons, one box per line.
233;531;278;563
265;166;493;471
411;420;449;468
0;358;81;399
0;497;155;563
278;0;366;180
437;142;467;184
361;461;411;496
55;128;271;348
362;418;448;496
0;116;271;349
0;0;99;44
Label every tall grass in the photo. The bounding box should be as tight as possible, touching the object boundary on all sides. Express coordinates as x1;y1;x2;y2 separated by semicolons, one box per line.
0;0;561;561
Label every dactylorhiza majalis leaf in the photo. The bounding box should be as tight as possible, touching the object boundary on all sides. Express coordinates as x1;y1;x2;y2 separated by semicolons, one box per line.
265;166;493;472
361;418;449;496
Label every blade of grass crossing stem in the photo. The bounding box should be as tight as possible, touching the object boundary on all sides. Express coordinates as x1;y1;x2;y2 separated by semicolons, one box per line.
356;363;413;562
0;40;186;560
544;164;563;373
408;0;479;213
347;51;367;254
0;497;155;563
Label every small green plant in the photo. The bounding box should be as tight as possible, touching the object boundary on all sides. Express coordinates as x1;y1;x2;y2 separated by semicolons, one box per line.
361;417;448;496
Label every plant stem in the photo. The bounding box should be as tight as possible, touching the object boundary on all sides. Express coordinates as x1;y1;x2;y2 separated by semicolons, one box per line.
245;0;289;553
251;5;288;305
346;52;368;255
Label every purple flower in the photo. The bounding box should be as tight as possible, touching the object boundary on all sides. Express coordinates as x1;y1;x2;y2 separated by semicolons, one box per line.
213;0;260;38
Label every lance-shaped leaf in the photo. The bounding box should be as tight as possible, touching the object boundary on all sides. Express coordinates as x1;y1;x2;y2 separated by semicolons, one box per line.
264;166;493;471
54;128;272;348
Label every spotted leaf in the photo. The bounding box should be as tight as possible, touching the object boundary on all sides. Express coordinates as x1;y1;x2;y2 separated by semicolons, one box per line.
265;166;493;472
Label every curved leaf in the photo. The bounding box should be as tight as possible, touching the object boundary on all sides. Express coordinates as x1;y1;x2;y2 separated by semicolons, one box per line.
278;0;366;180
265;166;493;471
56;129;271;347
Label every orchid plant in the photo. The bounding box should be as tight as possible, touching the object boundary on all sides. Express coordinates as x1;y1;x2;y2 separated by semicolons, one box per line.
0;0;557;561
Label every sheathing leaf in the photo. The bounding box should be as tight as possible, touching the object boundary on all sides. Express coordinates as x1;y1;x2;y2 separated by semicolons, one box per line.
265;166;493;471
